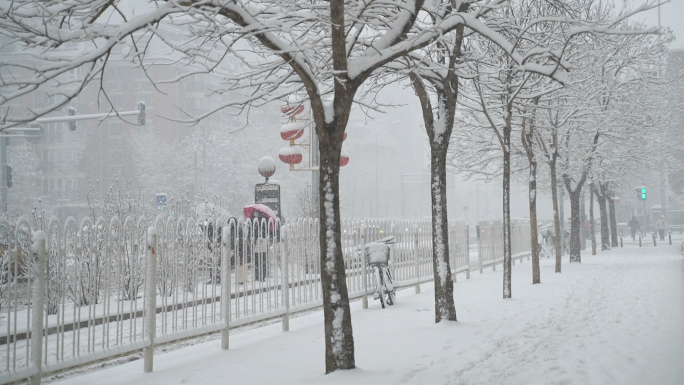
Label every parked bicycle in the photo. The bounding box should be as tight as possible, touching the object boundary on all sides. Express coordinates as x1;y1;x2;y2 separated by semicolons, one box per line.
365;236;396;308
538;226;553;258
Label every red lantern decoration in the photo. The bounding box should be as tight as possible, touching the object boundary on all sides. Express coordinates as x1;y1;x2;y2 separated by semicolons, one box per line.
281;104;305;116
340;149;350;167
343;132;347;141
279;146;303;165
281;121;306;141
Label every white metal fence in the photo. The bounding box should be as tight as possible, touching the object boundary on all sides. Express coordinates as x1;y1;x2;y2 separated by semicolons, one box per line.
477;219;532;273
0;216;472;384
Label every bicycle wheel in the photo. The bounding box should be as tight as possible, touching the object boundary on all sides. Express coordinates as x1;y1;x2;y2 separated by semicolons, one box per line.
383;268;395;305
375;267;385;309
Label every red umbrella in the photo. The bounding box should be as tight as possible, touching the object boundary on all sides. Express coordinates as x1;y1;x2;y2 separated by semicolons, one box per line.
243;204;278;221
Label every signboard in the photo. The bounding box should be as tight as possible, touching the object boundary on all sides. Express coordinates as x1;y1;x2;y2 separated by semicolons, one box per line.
156;193;167;209
255;183;281;218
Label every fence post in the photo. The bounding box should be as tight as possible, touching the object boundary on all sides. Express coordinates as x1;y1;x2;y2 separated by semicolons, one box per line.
414;231;420;294
465;226;470;279
361;233;368;309
477;224;483;274
639;233;642;247
221;226;232;347
144;227;158;373
29;230;47;385
281;235;290;331
669;231;672;245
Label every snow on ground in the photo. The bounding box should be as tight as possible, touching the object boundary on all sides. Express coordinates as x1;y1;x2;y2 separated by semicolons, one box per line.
52;241;684;385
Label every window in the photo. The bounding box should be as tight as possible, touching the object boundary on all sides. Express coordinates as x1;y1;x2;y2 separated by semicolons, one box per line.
34;92;54;108
42;150;49;169
61;66;84;82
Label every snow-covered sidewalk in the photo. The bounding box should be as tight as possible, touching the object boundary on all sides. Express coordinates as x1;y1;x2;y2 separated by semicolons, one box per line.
52;243;684;385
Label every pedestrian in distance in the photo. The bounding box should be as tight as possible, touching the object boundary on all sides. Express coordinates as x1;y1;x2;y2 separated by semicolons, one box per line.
655;215;667;241
628;215;640;241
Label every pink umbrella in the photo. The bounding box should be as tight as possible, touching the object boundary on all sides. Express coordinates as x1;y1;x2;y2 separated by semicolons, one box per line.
243;204;278;221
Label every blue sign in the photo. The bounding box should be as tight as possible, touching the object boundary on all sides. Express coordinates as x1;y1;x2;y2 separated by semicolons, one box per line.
156;193;167;208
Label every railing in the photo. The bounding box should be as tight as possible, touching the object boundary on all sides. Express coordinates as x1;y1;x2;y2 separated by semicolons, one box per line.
511;219;533;264
477;219;532;273
0;216;472;384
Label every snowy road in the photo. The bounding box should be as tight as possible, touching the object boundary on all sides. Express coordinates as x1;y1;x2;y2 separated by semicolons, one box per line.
50;242;684;385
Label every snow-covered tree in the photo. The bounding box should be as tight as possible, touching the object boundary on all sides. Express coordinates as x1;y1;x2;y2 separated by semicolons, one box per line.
405;0;572;313
0;0;664;371
533;92;590;270
0;0;474;371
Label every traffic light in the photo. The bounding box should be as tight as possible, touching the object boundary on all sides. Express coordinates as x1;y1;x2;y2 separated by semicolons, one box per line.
137;101;146;125
640;187;646;200
5;165;11;188
68;106;77;131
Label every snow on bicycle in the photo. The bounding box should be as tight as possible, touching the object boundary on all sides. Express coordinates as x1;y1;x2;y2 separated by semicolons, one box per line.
365;236;396;308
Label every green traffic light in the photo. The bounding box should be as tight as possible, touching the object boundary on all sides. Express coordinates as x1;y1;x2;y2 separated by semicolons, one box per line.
640;188;646;200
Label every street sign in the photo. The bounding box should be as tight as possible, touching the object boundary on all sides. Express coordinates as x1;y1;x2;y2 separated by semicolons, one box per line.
155;193;167;209
255;183;281;218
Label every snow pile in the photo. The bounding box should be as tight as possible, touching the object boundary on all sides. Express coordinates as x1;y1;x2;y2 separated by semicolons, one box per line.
146;227;158;248
53;243;684;385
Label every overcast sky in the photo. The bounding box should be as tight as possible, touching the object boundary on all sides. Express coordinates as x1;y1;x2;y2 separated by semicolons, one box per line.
628;0;684;50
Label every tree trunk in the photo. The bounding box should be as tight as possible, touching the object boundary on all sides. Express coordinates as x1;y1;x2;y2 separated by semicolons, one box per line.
430;139;457;322
409;71;460;322
568;188;582;263
590;186;597;255
528;160;539;283
503;125;512;298
608;194;618;247
550;161;562;273
316;0;357;372
596;191;610;251
318;131;355;373
521;117;540;283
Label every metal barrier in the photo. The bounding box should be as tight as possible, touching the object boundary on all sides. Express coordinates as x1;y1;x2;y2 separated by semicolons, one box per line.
477;220;503;272
477;219;532;273
511;219;532;264
0;216;471;384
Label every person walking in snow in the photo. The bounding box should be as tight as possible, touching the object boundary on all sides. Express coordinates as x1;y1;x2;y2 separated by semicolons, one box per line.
628;215;640;241
655;215;667;241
